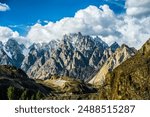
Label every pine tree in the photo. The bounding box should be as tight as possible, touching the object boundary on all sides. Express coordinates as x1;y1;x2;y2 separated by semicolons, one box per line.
7;86;15;100
35;91;43;100
20;90;28;100
31;95;35;100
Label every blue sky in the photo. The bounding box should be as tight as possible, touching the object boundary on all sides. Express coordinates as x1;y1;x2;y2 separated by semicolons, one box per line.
0;0;125;35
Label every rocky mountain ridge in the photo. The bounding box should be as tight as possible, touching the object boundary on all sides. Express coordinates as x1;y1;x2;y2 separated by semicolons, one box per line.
89;44;137;85
0;36;149;100
0;33;136;81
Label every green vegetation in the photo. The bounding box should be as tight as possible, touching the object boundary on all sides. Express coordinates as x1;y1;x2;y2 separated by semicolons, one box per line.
7;86;15;100
20;90;28;100
6;87;45;100
36;91;44;100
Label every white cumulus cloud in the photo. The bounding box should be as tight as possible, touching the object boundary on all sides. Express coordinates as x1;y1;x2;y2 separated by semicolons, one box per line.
0;26;30;47
27;3;150;49
27;5;117;43
126;0;150;17
0;26;19;42
112;16;150;48
0;2;10;11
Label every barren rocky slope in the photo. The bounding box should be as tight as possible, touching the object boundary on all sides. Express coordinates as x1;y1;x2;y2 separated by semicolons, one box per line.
98;39;150;99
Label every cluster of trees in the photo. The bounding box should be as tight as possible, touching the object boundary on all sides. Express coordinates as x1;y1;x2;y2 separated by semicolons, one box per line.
5;86;44;100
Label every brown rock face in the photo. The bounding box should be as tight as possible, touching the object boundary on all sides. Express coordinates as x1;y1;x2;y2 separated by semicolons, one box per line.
99;39;150;100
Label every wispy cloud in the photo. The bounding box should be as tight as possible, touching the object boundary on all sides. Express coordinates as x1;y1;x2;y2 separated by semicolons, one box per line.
8;24;29;28
103;0;125;8
0;2;10;11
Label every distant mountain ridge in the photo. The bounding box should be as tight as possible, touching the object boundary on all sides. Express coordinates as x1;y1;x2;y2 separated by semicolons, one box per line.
0;32;136;81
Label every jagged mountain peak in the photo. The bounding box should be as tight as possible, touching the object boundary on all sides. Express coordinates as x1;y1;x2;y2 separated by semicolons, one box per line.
62;32;83;42
5;38;24;54
111;41;118;46
41;40;59;51
6;38;17;44
26;33;111;80
93;36;108;48
110;41;120;52
4;38;25;68
62;33;108;49
117;44;137;56
120;43;129;48
69;32;83;38
29;43;42;51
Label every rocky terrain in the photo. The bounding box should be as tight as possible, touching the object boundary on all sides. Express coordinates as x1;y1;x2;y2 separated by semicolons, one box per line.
97;39;150;100
0;65;97;100
0;33;149;100
0;33;120;80
24;33;110;80
89;44;137;85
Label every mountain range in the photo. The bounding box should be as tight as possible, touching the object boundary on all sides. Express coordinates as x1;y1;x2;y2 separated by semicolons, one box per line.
0;32;149;100
0;32;135;81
